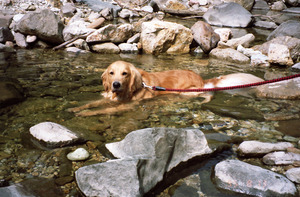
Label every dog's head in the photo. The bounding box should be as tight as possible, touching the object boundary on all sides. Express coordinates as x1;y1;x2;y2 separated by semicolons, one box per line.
101;61;143;99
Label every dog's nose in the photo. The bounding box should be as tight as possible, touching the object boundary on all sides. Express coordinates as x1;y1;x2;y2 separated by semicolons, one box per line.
113;81;121;89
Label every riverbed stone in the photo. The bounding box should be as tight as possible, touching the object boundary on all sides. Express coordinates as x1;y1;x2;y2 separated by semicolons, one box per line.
77;0;121;17
0;79;24;107
203;2;252;28
67;148;89;161
191;21;220;53
15;9;64;44
252;36;300;62
285;168;300;183
29;122;80;148
0;27;14;43
237;140;294;156
63;20;95;42
256;77;300;99
213;159;297;196
118;43;138;53
263;151;300;165
214;28;232;42
268;43;294;66
91;42;120;53
86;24;133;43
140;19;193;54
218;33;255;49
267;20;300;41
14;32;27;48
209;48;250;64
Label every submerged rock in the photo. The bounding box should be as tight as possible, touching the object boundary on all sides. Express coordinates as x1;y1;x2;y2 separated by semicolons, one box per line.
29;122;81;148
237;140;294;156
0;79;24;107
214;159;297;196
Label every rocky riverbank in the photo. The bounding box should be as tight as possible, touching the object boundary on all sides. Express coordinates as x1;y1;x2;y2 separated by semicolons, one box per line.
1;0;300;196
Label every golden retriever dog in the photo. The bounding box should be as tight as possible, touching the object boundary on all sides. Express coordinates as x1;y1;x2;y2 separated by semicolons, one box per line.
68;60;263;116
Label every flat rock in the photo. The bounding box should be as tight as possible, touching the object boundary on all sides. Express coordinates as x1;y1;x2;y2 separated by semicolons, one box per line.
209;48;250;64
214;159;297;196
237;140;294;156
285;168;300;183
29;122;80;148
263;151;300;165
91;42;120;53
203;2;252;28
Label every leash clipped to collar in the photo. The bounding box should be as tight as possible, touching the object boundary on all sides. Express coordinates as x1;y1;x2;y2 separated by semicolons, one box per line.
142;73;300;92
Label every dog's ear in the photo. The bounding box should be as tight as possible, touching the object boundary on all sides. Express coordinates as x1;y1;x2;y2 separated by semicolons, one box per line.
101;69;110;92
128;64;143;96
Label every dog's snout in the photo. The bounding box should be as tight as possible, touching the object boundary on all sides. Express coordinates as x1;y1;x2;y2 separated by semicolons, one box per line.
113;81;121;89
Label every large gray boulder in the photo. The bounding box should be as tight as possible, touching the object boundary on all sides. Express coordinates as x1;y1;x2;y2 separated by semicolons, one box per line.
15;9;64;44
214;160;297;196
267;20;300;41
203;2;252;28
76;128;214;197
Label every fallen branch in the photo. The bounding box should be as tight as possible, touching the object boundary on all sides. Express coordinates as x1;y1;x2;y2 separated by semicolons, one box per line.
53;31;94;51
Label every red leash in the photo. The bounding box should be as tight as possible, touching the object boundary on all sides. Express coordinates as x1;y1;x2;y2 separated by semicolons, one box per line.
144;73;300;92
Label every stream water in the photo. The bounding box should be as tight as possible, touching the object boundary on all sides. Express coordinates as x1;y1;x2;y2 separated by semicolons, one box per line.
1;18;300;196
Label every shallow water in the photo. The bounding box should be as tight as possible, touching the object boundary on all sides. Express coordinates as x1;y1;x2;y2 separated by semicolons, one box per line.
0;28;300;195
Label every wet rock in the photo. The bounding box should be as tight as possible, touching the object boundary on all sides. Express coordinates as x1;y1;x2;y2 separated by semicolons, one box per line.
237;45;270;66
270;1;287;11
253;36;300;62
76;128;214;196
254;21;278;29
86;17;105;29
0;178;64;197
86;24;133;43
285;168;300;183
0;14;13;28
118;43;138;53
60;3;77;17
237;140;294;156
0;43;14;52
263;151;300;165
203;2;252;28
0;27;14;43
15;9;64;44
218;33;255;49
213;159;297;196
0;79;24;107
140;19;193;54
63;19;95;42
77;0;121;17
214;28;231;42
209;48;250;64
71;38;90;50
14;32;28;48
91;42;120;53
267;20;300;41
253;0;270;9
256;77;300;99
29;122;81;149
286;0;300;6
66;46;88;53
268;43;294;66
76;159;140;197
67;148;89;161
191;21;220;53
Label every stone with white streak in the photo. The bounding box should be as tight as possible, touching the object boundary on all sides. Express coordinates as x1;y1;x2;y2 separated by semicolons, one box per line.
237;140;294;156
29;122;80;148
262;151;300;165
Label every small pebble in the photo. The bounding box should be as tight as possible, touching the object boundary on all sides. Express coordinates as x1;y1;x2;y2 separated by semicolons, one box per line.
67;148;89;161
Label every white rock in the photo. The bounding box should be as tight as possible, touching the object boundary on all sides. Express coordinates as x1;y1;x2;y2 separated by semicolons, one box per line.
237;140;294;156
285;168;300;183
141;6;153;13
29;122;78;143
118;43;138;53
263;151;300;165
214;28;232;42
67;148;89;161
268;43;294;66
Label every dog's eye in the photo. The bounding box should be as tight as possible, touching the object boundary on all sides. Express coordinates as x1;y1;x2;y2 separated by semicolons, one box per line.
122;72;127;76
109;71;114;75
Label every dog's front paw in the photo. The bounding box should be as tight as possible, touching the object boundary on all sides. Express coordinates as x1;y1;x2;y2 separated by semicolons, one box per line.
67;107;81;113
75;110;98;117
